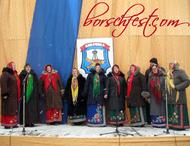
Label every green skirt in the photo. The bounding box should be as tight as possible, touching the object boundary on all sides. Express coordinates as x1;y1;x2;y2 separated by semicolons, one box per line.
168;104;190;129
69;115;86;123
108;110;128;124
129;106;147;126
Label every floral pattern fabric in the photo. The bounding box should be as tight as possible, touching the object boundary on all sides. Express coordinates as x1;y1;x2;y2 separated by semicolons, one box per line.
87;104;106;127
46;107;62;123
129;106;147;126
168;104;190;129
108;110;128;124
168;104;179;124
151;115;166;127
69;115;86;123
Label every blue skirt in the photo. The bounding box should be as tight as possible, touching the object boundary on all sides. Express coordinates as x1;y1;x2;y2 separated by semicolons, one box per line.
87;104;106;127
151;115;166;127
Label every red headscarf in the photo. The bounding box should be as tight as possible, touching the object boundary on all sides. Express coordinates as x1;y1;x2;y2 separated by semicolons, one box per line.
40;64;59;93
7;61;21;102
112;64;120;95
127;64;137;98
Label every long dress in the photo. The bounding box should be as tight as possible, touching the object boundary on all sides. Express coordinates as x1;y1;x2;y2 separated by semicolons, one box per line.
19;69;41;125
83;68;106;127
148;71;166;127
127;65;148;126
145;66;166;124
39;64;64;123
1;62;20;128
64;74;86;124
167;63;190;129
105;71;128;124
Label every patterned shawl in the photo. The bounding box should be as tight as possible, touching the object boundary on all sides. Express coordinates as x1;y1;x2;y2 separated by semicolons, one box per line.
71;68;79;105
150;65;162;107
167;60;180;102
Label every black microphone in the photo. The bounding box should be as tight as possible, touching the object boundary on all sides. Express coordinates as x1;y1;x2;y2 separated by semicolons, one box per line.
23;73;29;83
159;68;167;76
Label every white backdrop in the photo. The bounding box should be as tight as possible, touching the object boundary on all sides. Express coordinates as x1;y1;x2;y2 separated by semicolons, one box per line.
77;37;114;78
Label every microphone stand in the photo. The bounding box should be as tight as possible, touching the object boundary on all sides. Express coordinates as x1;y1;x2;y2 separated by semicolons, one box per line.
100;73;134;137
22;73;29;135
153;73;171;136
162;74;170;134
154;72;185;136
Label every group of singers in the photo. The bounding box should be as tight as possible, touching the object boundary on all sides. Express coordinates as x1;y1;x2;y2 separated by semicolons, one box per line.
1;58;190;130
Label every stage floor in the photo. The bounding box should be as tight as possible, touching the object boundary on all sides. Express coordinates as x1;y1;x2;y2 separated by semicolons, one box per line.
0;124;190;137
1;124;190;146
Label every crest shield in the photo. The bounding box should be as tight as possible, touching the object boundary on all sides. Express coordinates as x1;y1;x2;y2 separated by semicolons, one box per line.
80;42;110;73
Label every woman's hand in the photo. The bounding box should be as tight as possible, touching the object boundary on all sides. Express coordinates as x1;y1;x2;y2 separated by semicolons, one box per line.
104;94;108;99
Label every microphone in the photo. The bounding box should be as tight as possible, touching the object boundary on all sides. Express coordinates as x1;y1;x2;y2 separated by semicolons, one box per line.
159;68;167;77
23;73;29;84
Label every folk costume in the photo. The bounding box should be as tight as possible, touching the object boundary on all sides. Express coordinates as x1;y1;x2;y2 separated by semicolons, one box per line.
127;65;148;126
83;64;106;127
19;63;41;126
39;64;64;124
1;62;21;128
148;65;166;127
64;69;86;124
167;60;190;129
105;65;128;124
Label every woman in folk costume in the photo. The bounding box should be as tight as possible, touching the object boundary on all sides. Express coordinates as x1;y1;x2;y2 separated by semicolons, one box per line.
1;62;21;129
126;64;149;126
104;64;128;125
82;63;106;127
148;64;166;127
64;68;86;125
167;60;190;130
19;63;41;127
39;64;64;124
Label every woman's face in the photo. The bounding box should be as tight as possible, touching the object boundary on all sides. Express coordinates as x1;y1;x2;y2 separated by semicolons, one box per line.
25;65;31;72
152;66;158;74
130;66;135;73
72;69;78;76
95;65;101;72
47;66;52;73
169;60;174;70
113;66;119;73
12;63;16;71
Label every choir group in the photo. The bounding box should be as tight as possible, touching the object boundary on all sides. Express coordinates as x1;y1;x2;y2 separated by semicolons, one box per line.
1;58;189;130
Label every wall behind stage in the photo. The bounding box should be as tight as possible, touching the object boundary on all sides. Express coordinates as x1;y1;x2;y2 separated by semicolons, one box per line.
73;0;190;124
0;0;190;123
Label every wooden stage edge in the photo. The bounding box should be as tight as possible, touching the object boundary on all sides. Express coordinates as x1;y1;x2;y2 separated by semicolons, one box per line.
1;135;190;146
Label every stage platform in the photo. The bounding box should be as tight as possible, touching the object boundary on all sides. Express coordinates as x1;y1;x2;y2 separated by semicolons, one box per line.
0;124;190;146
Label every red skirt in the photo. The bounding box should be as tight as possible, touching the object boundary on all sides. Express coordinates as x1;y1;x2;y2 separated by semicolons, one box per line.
1;115;18;127
46;107;62;123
